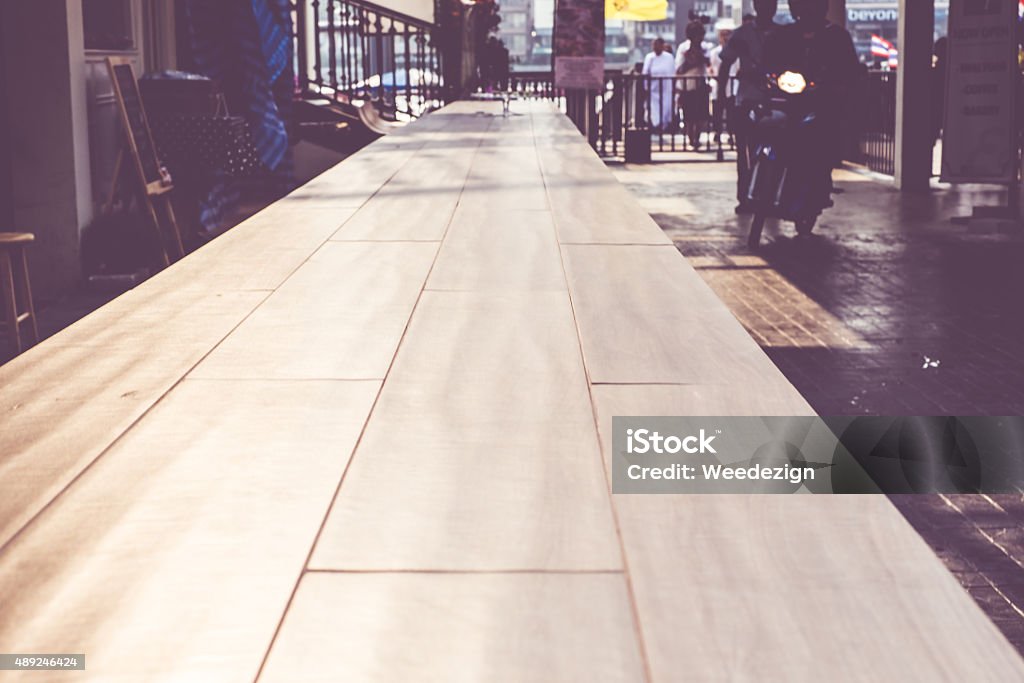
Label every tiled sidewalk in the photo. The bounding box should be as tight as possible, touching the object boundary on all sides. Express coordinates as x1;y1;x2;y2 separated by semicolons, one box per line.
892;493;1024;648
614;159;1024;651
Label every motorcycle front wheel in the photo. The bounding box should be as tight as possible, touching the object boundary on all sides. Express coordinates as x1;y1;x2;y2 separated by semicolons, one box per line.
748;212;767;250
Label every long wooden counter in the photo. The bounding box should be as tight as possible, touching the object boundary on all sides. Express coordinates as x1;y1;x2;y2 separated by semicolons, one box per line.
1;100;1021;681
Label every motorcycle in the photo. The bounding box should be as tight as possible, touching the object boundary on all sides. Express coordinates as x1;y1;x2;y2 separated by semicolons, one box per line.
745;70;834;249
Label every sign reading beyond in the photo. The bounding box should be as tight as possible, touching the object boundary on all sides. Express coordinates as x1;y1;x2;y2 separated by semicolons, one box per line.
554;0;605;90
941;0;1019;183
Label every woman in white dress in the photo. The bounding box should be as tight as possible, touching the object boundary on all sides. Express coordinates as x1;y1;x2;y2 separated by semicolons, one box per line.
642;38;676;131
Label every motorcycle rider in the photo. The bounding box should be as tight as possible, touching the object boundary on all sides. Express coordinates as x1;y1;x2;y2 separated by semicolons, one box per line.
759;0;859;205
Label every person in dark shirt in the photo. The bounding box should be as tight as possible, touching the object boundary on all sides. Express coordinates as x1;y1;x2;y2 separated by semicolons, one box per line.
717;0;781;213
761;0;859;168
761;0;859;111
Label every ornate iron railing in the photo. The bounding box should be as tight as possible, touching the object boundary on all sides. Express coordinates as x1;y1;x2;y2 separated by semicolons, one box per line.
294;0;444;120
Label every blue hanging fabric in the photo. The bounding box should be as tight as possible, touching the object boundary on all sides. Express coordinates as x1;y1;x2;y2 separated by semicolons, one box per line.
255;0;293;85
180;0;292;172
241;0;291;171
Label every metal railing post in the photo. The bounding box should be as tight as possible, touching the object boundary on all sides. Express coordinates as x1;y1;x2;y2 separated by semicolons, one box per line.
295;1;309;92
327;0;338;92
311;0;323;88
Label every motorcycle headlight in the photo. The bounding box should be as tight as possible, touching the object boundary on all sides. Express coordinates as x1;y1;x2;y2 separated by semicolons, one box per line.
777;71;807;94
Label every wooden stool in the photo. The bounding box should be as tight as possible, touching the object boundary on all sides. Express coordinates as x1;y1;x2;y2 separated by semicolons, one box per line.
0;232;39;355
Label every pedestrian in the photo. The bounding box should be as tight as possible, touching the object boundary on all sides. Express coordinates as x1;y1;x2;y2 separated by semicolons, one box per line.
675;21;714;71
677;21;711;150
709;22;738;144
642;37;676;131
717;0;781;213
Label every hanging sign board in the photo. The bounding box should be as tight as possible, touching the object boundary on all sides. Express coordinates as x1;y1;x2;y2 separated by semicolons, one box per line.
553;0;605;90
940;0;1018;183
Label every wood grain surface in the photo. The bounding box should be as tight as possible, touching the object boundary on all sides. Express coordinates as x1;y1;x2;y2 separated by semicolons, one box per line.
259;573;644;683
1;99;1021;682
191;242;437;380
0;380;379;683
309;290;620;571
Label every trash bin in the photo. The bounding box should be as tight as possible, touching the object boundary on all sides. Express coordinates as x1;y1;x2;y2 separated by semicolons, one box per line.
625;128;651;164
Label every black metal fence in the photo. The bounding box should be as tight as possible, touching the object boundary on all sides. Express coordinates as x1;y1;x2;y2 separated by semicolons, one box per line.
484;72;740;159
496;69;901;175
290;6;901;169
618;74;738;157
858;70;897;175
294;0;444;120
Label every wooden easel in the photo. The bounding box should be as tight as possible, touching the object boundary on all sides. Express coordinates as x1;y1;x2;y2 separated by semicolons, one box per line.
105;58;184;267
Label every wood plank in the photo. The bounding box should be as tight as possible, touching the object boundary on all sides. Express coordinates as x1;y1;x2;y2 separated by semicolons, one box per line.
260;573;645;683
161;205;356;292
562;243;789;385
283;110;464;210
40;288;265;350
426;205;565;292
331;133;483;241
191;242;437;380
458;114;548;213
591;386;1024;680
215;203;359;252
0;379;379;683
143;246;320;293
310;291;620;570
0;291;266;549
531;110;672;246
541;163;673;245
283;141;423;209
440;99;512;115
137;206;356;294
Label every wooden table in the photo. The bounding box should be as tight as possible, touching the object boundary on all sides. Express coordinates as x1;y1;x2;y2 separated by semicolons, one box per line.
1;100;1021;681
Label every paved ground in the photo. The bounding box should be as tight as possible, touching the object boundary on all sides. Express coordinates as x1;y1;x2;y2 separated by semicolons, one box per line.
614;158;1024;651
